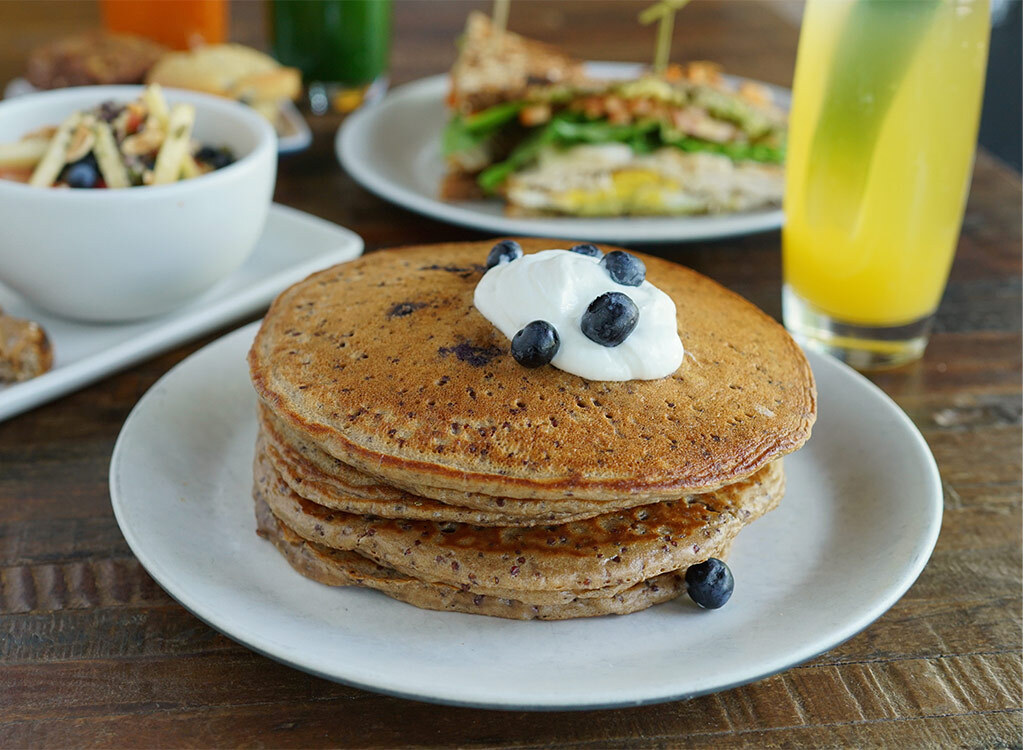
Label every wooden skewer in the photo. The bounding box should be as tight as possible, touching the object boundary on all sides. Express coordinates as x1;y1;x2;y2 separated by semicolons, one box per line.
492;0;510;34
639;0;692;73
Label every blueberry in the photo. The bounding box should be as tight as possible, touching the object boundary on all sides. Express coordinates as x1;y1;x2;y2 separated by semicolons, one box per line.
485;240;523;269
580;292;638;347
65;158;98;189
195;145;235;170
511;320;560;367
685;558;734;609
600;251;646;286
569;243;602;258
97;100;120;123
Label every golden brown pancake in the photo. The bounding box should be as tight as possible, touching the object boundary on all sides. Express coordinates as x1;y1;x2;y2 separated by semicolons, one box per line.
255;496;694;620
260;403;711;524
262;435;589;527
255;443;783;594
249;239;815;504
259;406;603;525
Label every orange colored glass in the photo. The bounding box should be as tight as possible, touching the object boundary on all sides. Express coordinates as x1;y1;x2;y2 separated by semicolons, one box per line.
100;0;227;50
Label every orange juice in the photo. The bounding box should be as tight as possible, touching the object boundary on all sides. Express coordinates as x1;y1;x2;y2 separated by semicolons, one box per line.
783;0;990;328
101;0;227;50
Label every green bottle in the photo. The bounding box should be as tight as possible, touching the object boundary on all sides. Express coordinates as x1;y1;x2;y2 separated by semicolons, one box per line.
270;0;392;92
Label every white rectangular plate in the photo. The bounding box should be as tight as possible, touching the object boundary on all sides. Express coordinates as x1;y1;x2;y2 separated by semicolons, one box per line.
0;203;363;422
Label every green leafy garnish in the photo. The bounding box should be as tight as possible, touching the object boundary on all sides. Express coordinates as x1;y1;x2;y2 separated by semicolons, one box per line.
442;116;486;157
690;87;777;139
477;124;561;193
441;102;526;158
659;123;784;163
476;111;783;193
463;101;525;132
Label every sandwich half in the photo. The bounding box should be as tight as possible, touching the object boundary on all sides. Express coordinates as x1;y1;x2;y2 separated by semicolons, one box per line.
442;13;786;216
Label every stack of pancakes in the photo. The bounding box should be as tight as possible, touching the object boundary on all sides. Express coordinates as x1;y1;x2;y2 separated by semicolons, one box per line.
248;239;816;620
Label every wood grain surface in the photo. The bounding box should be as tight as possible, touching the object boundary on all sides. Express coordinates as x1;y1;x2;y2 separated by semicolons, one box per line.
0;1;1020;747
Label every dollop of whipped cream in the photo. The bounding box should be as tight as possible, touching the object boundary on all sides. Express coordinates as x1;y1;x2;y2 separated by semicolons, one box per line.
473;249;684;381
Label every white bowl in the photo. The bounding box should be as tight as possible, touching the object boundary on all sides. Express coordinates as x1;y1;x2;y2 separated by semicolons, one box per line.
0;86;277;322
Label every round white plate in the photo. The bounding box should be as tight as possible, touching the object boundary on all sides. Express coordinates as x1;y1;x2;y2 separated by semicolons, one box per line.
110;322;941;710
337;62;788;243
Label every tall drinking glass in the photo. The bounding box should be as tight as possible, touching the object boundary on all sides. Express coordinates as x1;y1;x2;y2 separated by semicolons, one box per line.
101;0;227;49
269;0;392;115
782;0;990;370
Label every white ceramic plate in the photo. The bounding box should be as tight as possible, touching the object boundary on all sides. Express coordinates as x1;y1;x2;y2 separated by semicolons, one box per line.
270;100;313;155
3;77;312;154
109;322;942;710
337;62;788;243
0;205;361;422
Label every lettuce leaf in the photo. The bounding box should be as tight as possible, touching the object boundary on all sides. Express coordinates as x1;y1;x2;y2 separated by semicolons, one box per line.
463;101;525;133
477;124;562;193
441;102;526;157
476;112;784;193
442;116;486;157
659;123;784;163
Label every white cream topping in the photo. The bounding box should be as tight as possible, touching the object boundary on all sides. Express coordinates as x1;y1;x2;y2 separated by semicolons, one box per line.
473;249;684;381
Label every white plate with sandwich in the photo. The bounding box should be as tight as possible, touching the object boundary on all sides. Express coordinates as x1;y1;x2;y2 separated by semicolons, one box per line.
338;12;789;244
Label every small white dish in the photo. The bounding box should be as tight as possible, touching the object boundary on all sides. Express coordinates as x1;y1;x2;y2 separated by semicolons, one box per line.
110;323;942;710
0;85;277;321
337;62;789;244
4;77;312;155
275;100;313;154
0;204;362;423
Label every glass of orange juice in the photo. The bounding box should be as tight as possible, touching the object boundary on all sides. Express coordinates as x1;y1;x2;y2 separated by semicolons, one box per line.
101;0;227;50
782;0;990;370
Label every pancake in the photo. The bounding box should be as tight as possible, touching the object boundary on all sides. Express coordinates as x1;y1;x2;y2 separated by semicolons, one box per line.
255;444;783;593
249;239;816;504
255;496;694;620
255;471;700;605
263;436;588;527
263;432;588;526
259;406;602;524
256;436;743;604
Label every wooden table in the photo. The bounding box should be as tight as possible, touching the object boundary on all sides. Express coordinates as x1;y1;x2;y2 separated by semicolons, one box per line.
1;2;1020;747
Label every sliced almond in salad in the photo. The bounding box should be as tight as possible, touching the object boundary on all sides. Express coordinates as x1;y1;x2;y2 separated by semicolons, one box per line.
64;115;97;163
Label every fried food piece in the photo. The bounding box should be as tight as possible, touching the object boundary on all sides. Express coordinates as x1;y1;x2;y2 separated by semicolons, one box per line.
0;308;53;383
25;31;167;89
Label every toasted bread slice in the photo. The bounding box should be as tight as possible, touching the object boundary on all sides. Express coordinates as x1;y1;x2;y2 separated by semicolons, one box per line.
449;11;585;116
439;169;486;201
146;44;301;115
